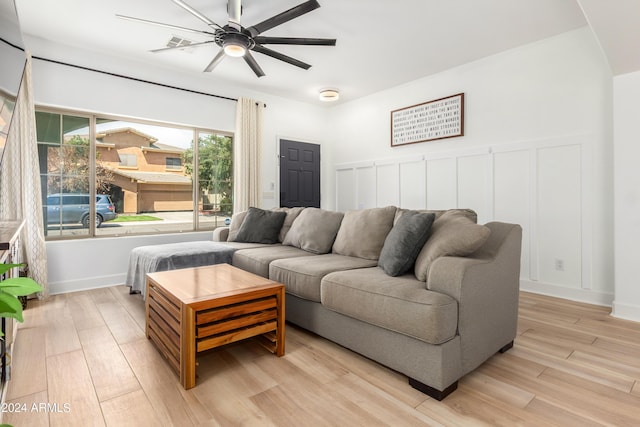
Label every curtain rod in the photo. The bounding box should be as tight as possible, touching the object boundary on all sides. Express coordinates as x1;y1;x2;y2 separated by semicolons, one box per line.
32;55;266;107
0;38;265;107
32;55;244;102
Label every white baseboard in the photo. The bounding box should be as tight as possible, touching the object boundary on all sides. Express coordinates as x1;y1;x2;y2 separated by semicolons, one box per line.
611;301;640;323
520;279;614;307
49;273;127;295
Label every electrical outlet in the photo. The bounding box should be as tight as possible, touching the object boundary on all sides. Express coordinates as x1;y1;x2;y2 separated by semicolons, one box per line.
555;259;564;271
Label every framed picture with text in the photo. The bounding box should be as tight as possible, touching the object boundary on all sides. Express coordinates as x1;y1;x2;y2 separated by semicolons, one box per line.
391;93;464;147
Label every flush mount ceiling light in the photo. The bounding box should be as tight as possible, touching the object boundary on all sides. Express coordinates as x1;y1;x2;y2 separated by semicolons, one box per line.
319;89;339;102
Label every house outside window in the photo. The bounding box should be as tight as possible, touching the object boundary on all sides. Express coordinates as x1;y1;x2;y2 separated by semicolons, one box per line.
35;108;233;239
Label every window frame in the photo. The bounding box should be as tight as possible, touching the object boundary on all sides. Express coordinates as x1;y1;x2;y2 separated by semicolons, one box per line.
36;106;233;240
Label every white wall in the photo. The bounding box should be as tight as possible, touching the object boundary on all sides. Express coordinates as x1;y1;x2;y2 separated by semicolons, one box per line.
613;70;640;322
329;28;615;306
29;28;622;308
30;40;330;294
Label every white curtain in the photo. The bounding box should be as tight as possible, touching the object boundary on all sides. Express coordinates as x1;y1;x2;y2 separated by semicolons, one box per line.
0;53;48;298
233;97;264;212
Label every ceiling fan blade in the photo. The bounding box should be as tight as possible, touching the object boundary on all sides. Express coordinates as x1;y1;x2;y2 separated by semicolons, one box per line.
150;40;215;53
204;49;227;72
247;0;320;37
252;44;311;70
253;36;336;46
243;51;265;78
228;0;242;30
171;0;223;30
116;14;216;37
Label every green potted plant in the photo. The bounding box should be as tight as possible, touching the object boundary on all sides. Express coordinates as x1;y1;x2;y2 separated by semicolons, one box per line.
0;263;42;337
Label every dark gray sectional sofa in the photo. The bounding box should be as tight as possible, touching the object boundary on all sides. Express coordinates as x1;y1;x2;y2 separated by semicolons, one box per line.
213;206;522;400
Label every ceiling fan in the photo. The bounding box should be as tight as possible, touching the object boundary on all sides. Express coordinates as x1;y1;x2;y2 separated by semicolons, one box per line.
117;0;336;77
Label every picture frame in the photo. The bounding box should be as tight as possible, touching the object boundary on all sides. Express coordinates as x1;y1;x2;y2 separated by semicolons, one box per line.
391;93;464;147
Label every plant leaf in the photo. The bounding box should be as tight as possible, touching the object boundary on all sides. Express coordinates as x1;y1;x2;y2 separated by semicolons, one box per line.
0;277;42;296
0;263;23;276
0;292;23;322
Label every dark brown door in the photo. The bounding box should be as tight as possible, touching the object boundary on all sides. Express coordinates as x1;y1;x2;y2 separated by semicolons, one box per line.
279;139;320;208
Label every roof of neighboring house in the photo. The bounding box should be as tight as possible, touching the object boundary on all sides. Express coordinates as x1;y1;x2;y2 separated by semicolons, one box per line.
111;169;192;185
96;127;158;143
96;141;116;149
144;142;185;154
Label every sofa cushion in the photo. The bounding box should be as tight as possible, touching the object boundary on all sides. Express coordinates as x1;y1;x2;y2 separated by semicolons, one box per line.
217;241;273;250
232;245;316;278
321;267;458;344
378;211;435;276
282;208;344;254
332;206;397;260
235;207;286;244
269;254;377;302
414;210;491;282
227;210;248;241
271;207;305;242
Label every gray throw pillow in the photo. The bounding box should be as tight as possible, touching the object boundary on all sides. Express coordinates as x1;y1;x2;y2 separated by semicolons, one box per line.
414;210;491;282
332;206;397;260
282;208;344;254
271;207;305;242
378;211;436;276
227;210;248;242
235;207;286;244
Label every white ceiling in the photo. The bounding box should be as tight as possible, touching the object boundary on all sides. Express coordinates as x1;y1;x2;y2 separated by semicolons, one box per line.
577;0;640;76
10;0;640;105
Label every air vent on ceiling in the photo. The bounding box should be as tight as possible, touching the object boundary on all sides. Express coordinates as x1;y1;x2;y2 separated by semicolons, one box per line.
166;35;194;51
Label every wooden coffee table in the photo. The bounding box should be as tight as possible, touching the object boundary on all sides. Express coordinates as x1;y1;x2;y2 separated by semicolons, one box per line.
145;263;285;389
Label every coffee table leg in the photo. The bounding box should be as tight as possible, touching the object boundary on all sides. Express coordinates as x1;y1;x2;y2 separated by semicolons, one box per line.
276;286;285;357
181;305;196;389
145;280;152;339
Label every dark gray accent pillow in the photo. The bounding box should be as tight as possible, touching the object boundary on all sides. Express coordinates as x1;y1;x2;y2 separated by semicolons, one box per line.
235;207;286;244
378;211;436;277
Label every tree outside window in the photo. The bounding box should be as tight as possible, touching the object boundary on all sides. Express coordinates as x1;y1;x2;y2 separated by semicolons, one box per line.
183;132;233;217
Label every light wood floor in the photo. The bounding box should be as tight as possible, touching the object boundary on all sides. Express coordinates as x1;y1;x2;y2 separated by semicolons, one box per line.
3;286;640;426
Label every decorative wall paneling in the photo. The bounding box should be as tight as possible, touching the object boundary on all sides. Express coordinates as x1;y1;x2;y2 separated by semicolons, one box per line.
335;134;609;305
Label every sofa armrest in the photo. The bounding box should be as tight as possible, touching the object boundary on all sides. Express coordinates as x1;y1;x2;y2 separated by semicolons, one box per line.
427;222;522;374
213;226;230;242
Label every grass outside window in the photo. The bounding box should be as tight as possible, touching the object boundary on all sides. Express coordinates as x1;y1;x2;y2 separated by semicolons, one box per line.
111;215;162;223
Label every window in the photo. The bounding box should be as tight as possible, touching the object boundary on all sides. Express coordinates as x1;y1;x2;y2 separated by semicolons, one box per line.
118;153;137;167
0;93;16;159
37;111;91;238
35;109;233;239
165;157;182;170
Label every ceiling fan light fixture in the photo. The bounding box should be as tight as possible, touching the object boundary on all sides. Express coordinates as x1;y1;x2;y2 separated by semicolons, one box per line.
319;88;339;102
223;41;246;57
